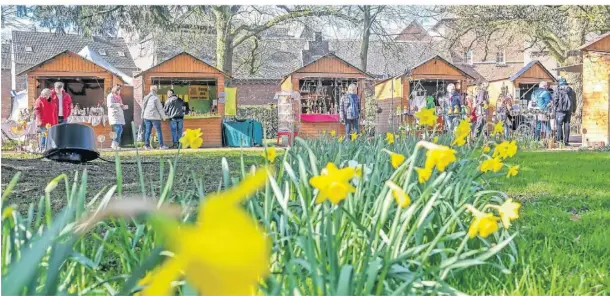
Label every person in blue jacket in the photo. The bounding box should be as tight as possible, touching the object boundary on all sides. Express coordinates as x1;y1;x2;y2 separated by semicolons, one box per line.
530;81;552;141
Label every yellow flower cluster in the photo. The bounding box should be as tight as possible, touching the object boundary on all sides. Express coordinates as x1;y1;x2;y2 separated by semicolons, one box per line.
141;168;272;295
414;143;458;184
492;121;504;136
479;141;520;177
466;198;521;239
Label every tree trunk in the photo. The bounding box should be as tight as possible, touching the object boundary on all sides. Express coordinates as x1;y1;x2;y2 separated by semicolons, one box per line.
360;6;371;72
566;7;587;128
214;7;234;74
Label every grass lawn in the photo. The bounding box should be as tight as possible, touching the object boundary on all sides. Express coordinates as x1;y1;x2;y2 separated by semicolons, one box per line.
452;151;610;295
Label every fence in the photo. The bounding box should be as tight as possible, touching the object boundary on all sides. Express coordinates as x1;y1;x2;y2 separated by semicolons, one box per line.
236;105;278;139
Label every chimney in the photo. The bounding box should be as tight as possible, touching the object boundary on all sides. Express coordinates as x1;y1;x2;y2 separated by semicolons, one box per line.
302;31;330;65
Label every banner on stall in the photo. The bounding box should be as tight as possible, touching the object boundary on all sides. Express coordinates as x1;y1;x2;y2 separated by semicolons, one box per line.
224;87;237;116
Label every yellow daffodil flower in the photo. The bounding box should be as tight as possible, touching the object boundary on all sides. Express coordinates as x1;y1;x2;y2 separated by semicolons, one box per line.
385;132;395;144
309;163;356;204
451;136;467;147
424;144;457;172
483;145;491;153
2;207;14;220
179;128;203;149
415;107;438;127
455;119;472;139
494;140;518;159
386;151;406;169
330;130;337;137
143;167;272;296
386;181;411;208
261;146;277;162
433;136;439;143
338;136;345;142
465;204;500;239
507;165;519;178
494;198;521;229
480;157;503;173
350;132;358;141
415;166;433;184
492;121;504;136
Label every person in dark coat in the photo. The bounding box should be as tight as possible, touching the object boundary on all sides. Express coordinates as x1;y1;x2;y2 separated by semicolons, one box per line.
164;89;190;148
553;77;577;145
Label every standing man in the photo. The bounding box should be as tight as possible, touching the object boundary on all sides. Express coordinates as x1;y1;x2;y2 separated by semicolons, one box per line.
443;83;462;132
34;88;57;151
531;81;552;141
474;82;490;137
339;83;360;138
50;81;72;124
164;89;189;148
553;77;577;145
141;85;169;150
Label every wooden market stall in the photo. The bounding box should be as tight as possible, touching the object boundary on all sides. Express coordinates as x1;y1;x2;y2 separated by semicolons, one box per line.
19;49;132;148
134;52;230;148
374;55;475;133
279;53;373;138
557;33;610;147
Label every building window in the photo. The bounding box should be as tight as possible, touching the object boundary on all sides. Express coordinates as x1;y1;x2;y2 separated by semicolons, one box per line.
99;49;107;56
117;51;125;57
496;51;505;64
25;46;33;52
464;50;473;64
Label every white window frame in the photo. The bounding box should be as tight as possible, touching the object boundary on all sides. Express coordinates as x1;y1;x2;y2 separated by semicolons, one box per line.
117;51;125;57
465;50;473;65
496;51;506;64
25;46;33;52
99;49;107;56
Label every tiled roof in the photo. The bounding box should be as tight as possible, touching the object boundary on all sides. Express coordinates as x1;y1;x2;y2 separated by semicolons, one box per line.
471;63;523;82
1;42;10;70
455;64;486;85
11;30;138;74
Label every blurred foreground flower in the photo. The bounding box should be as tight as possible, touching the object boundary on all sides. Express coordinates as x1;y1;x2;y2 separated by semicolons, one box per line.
415;108;438;127
310;163;356;204
143;167;272;295
179;128;203;149
465;205;499;239
261;146;277;162
415;166;433;183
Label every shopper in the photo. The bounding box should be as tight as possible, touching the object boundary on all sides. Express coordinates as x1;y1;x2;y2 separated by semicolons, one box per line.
107;85;128;150
530;81;552;141
141;85;169;150
553;77;577;145
33;88;57;150
474;82;489;137
50;81;72;124
339;83;361;138
164;89;190;148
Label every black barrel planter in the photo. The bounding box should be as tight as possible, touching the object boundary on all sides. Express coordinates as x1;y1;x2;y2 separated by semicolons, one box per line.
44;123;100;163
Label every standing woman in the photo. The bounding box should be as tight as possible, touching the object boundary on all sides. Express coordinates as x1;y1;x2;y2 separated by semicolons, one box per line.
339;83;361;138
33;88;57;151
107;85;127;150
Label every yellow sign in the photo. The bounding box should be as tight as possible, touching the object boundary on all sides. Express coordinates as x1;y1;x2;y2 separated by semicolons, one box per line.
225;87;237;116
189;86;210;99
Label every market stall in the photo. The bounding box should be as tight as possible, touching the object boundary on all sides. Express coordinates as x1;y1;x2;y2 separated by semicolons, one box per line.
134;52;230;148
18;48;132;148
279;53;373;138
375;55;474;133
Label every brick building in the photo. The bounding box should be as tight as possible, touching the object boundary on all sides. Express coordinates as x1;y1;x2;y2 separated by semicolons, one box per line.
1;42;11;119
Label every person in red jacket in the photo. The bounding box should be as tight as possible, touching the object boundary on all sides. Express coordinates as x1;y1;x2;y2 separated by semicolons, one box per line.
50;81;72;123
34;88;57;150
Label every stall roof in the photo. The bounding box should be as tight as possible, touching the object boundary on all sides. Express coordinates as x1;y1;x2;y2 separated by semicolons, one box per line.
280;52;373;84
554;64;583;73
78;46;133;85
135;51;231;78
578;32;610;52
508;60;557;82
398;55;475;80
17;50;128;84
